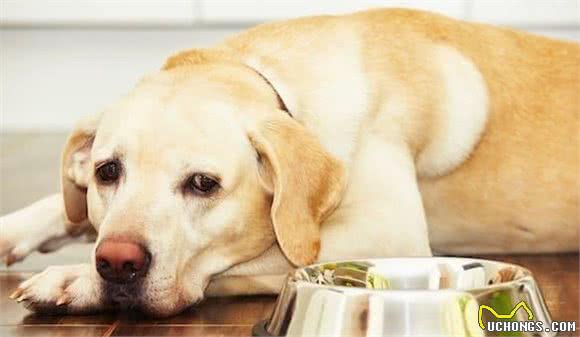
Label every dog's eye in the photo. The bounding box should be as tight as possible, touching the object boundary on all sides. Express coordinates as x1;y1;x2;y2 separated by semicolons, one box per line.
96;161;121;184
187;174;219;195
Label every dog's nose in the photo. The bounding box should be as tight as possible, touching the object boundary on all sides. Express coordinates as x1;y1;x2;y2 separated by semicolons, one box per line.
95;240;151;284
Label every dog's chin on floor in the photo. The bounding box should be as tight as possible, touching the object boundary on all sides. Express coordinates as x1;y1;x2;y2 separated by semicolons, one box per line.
100;284;197;317
103;282;142;312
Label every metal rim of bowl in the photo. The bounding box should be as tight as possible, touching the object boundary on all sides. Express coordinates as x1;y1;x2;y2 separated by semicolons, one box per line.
252;257;551;337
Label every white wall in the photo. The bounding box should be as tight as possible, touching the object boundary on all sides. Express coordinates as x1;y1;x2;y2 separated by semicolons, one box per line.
0;28;240;130
1;0;579;131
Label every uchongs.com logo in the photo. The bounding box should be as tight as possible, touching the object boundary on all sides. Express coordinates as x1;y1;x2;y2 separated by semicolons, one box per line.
478;300;576;334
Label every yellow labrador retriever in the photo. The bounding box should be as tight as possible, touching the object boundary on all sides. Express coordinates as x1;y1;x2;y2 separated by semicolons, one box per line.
1;9;578;317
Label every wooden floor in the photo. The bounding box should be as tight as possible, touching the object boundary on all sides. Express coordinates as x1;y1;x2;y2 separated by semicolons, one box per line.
0;271;275;336
0;253;576;337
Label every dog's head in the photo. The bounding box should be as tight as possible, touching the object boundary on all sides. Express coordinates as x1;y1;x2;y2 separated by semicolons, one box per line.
60;52;345;316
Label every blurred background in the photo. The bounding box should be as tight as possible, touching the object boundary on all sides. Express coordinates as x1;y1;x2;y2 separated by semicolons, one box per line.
0;0;579;269
1;0;579;131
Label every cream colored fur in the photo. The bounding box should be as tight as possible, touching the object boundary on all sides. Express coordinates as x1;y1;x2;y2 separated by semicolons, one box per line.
0;8;578;316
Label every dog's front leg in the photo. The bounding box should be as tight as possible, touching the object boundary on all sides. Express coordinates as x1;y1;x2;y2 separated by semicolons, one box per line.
10;263;105;314
205;244;293;297
0;194;92;265
319;137;433;260
206;274;288;297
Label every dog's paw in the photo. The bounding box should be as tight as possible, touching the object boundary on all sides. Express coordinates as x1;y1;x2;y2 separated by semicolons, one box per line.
0;231;39;266
9;264;103;314
0;195;70;266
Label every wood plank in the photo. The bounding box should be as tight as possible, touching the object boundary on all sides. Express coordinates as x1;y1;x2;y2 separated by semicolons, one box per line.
0;326;110;337
115;296;275;325
110;325;252;337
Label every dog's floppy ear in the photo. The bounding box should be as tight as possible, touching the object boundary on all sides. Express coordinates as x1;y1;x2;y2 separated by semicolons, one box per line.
60;114;100;234
248;112;346;266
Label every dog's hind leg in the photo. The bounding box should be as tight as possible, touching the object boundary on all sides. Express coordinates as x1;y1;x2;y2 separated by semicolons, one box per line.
0;193;93;266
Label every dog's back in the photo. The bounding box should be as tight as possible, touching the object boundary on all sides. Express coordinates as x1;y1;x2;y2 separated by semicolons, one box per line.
221;8;579;254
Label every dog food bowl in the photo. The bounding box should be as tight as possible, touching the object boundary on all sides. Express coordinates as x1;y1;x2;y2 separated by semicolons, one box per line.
253;257;554;337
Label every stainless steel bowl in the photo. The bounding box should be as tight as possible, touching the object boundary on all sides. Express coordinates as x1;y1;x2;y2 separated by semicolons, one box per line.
253;257;554;337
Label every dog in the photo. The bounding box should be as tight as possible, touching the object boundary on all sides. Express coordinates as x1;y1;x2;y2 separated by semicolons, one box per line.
0;8;578;317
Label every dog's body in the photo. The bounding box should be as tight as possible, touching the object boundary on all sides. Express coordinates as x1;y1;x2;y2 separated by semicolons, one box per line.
1;9;578;316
